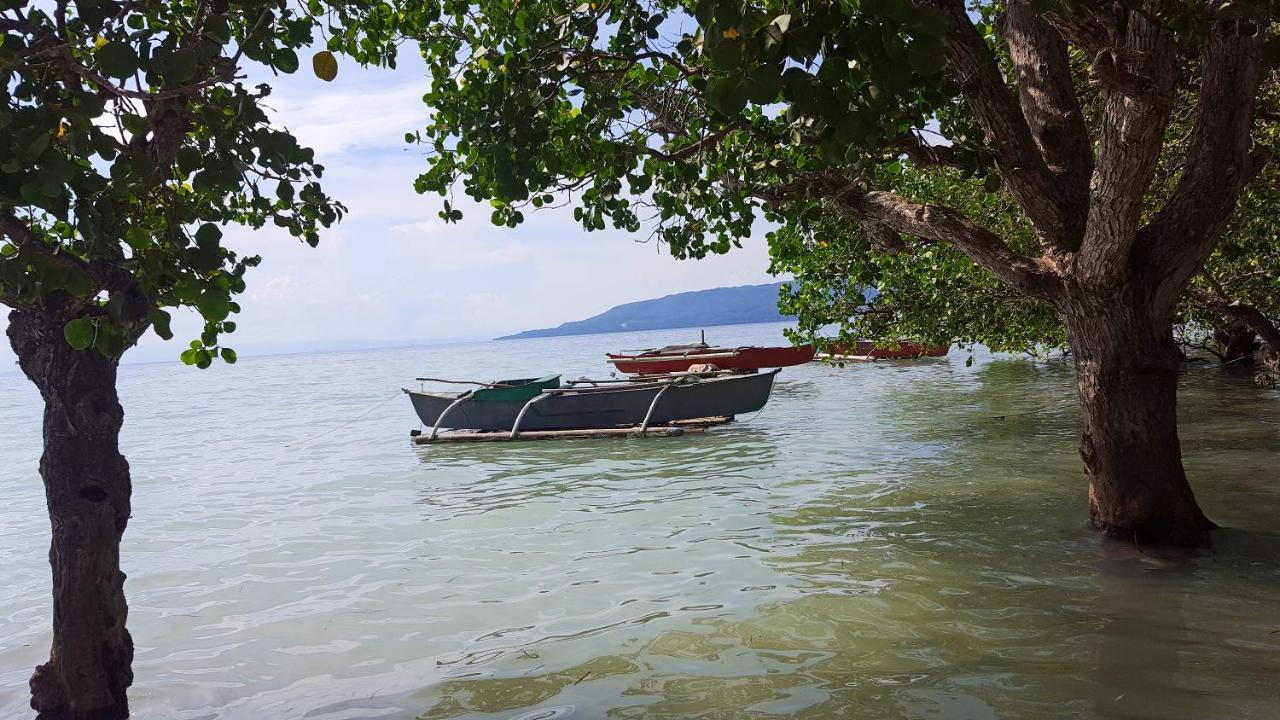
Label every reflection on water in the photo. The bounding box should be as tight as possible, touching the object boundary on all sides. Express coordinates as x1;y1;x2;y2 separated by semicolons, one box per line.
1;323;1278;719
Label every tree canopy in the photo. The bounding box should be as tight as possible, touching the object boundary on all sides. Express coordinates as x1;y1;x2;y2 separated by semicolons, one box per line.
1;4;402;715
0;0;401;364
408;0;1272;324
406;0;1276;545
771;106;1280;368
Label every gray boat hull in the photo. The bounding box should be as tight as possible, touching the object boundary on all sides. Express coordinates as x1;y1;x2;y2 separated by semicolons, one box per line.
407;370;778;432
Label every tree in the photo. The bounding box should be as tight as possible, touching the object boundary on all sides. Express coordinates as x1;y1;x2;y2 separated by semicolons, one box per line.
1;1;396;717
769;164;1068;358
1179;159;1280;375
407;0;1275;546
769;135;1280;377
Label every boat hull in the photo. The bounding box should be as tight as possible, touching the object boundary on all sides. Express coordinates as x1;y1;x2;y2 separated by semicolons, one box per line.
607;345;814;374
408;370;778;432
818;342;950;361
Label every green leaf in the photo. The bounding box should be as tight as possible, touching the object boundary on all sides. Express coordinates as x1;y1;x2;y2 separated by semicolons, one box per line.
120;114;148;136
63;317;95;351
220;347;237;364
748;65;783;104
24;131;51;161
195;223;222;246
160;49;199;84
149;309;174;340
95;323;126;358
707;76;749;116
275;48;300;74
707;35;742;70
205;15;232;45
195;289;231;322
312;50;338;81
96;41;139;79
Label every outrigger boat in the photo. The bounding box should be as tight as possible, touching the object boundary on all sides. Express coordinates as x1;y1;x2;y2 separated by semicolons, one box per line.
816;341;950;361
405;369;779;440
607;332;814;374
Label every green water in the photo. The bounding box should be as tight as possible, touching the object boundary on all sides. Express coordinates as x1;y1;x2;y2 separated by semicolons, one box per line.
1;323;1277;719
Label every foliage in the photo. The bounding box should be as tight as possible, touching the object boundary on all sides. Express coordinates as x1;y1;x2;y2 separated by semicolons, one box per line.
0;0;400;365
1182;77;1280;351
408;0;1274;324
410;0;975;254
769;166;1065;354
400;0;1277;366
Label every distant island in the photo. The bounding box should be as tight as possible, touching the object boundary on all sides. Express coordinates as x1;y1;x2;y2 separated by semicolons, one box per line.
496;282;793;340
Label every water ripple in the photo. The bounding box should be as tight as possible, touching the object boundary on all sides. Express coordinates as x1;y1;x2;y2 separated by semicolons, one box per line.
3;327;1279;719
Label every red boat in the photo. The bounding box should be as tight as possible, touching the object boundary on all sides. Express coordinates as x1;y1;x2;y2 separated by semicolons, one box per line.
607;341;816;374
818;341;950;361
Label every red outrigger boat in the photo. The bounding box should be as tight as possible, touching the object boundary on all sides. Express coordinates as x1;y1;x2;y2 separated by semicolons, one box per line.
607;336;815;375
817;341;949;361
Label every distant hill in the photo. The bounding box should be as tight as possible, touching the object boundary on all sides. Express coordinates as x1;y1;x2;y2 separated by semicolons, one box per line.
496;282;793;340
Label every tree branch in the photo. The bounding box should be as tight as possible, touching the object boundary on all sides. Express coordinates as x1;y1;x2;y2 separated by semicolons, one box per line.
0;213;105;312
924;0;1073;252
755;171;1061;300
1075;7;1178;287
897;132;961;168
1002;0;1092;249
1188;286;1280;370
646;123;739;161
1043;2;1121;57
1138;8;1268;313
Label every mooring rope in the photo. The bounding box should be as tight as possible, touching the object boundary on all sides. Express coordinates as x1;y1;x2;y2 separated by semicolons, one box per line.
288;390;402;447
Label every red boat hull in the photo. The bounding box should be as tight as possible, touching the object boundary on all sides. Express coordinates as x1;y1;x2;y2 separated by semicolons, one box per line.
608;345;816;374
822;342;950;360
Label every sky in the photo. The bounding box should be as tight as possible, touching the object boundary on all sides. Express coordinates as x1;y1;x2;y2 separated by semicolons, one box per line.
1;53;778;368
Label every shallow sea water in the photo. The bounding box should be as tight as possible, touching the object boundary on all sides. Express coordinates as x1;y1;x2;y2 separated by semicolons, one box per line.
2;322;1278;719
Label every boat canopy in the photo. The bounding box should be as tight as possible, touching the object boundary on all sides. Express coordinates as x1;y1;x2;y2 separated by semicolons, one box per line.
472;375;561;403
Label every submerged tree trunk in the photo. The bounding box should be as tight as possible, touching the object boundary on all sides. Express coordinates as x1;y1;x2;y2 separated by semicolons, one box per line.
1216;321;1258;367
8;308;134;720
1063;297;1215;547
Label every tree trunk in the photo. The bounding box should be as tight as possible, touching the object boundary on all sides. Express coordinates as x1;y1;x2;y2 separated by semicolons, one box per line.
8;308;134;720
1064;298;1216;547
1215;321;1258;368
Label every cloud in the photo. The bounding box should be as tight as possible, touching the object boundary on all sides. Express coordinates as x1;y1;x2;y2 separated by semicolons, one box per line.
1;57;784;370
387;219;535;269
271;81;429;158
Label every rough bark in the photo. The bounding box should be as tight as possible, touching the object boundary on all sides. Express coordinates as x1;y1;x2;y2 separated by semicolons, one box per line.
1077;9;1178;286
8;307;134;720
1003;0;1093;249
753;170;1062;299
929;0;1073;245
1063;292;1216;547
1140;12;1267;314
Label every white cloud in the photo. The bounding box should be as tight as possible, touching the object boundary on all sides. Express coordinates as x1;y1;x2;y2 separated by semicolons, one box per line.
0;59;783;370
387;220;534;269
271;82;429;158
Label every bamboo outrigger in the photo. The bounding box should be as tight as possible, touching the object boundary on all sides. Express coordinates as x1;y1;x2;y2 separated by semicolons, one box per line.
411;416;734;444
